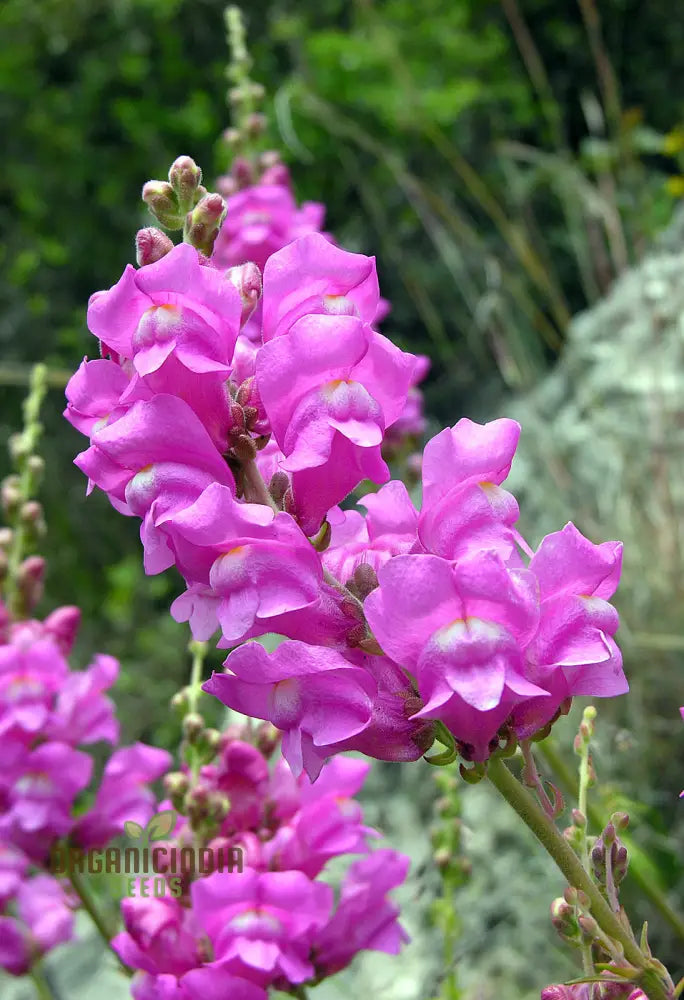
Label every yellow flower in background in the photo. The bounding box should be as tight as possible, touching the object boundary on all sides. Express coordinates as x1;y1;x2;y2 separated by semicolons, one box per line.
663;126;684;156
664;175;684;197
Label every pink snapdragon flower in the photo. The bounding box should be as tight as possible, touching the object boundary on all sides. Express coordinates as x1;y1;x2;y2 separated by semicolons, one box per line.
313;848;410;975
162;483;323;644
204;641;376;779
418;417;522;560
212;182;326;272
323;480;419;583
365;551;546;759
256;311;415;532
87;243;243;377
0;742;93;860
191;868;333;986
511;522;627;738
74;743;172;849
0;875;76;977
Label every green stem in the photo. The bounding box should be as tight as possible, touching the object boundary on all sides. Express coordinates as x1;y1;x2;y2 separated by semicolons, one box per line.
539;739;684;945
242;459;279;512
68;868;131;977
30;964;57;1000
486;756;674;1000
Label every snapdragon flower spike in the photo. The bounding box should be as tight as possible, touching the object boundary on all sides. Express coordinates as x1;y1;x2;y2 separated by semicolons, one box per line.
87;243;243;377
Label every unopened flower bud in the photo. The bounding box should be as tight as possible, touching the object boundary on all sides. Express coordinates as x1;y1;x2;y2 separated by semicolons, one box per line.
434;847;451;869
203;728;222;754
26;455;45;481
611;811;629;832
571;809;587;828
0;527;12;549
577;913;600;942
259;150;281;170
184;784;210;822
550;898;580;943
142;180;183;229
168;156;203;209
1;476;21;514
352;563;379;599
236;377;256;408
184;193;226;256
229;403;246;431
20;500;43;525
136;227;174;267
216;174;238;198
255;722;280;758
183;712;205;743
218;723;248;751
231;433;257;463
260;163;290;187
163;771;190;810
226;262;262;323
209;792;231;823
171;689;189;714
221;128;242;148
43;605;81;653
283;486;296;515
269;472;290;505
19;556;46;611
246;112;267;137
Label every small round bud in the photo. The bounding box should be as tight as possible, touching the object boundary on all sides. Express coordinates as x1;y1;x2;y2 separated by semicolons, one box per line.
209;792;231;823
227;263;262;324
142;181;183;229
168;156;203;209
183;712;205;743
434;847;451;870
255;722;281;758
26;455;45;480
18;555;46;612
231;434;257;463
203;728;222;754
171;689;189;714
163;771;190;810
231;157;253;189
43;605;81;653
1;476;21;514
246;112;267;137
184;193;226;256
571;809;586;828
221;128;242;148
136;227;174;267
269;472;289;505
0;527;13;549
260;163;290;187
352;563;379;599
20;500;43;525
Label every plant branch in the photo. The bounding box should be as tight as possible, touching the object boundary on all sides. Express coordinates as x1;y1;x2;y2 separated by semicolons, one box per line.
486;756;674;1000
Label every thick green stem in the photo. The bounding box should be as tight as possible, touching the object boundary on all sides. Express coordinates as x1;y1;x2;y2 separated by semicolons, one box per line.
539;739;684;945
30;964;57;1000
242;459;279;512
68;868;131;977
486;756;674;1000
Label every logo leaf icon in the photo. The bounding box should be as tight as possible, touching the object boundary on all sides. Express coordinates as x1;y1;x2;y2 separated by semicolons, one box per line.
146;809;176;842
124;820;144;840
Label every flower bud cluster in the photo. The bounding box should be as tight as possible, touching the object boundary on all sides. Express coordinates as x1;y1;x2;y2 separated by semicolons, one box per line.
111;722;409;1000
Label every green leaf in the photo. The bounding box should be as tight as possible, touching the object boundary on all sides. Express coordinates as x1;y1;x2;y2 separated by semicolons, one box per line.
124;821;144;840
146;809;177;841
